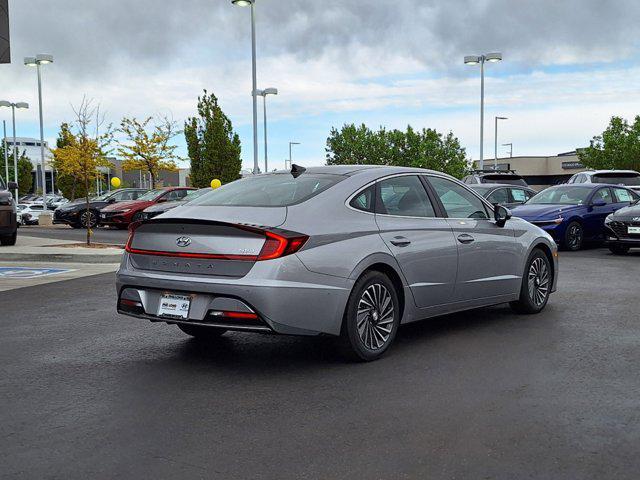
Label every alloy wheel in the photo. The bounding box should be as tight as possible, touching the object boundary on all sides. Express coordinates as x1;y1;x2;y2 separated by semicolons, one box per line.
80;211;96;228
357;283;394;350
528;257;550;307
566;223;582;250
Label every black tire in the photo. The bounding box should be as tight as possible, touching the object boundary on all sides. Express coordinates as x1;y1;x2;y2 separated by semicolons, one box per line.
563;221;583;251
609;243;630;255
0;231;17;246
340;270;400;362
178;324;227;339
79;209;99;228
510;249;552;314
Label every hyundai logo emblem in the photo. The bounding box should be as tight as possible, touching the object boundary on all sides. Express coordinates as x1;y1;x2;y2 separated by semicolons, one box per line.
633;217;640;222
176;236;192;247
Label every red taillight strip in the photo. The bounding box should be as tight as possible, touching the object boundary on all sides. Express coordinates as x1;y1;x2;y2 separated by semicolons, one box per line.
223;311;258;320
125;221;308;262
125;246;258;262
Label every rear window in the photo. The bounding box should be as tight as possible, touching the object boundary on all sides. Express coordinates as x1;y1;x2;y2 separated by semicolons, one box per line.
481;175;527;186
592;173;640;186
193;174;344;207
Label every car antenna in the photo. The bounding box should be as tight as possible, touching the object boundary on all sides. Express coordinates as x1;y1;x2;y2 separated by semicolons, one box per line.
291;164;306;178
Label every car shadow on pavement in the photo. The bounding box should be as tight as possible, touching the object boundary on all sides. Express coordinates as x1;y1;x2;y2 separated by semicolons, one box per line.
167;303;525;372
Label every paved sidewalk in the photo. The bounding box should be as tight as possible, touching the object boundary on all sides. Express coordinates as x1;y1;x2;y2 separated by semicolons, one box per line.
0;235;124;264
0;262;120;291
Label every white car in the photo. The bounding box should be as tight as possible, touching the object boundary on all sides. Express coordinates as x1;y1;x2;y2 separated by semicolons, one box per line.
568;170;640;193
18;203;47;225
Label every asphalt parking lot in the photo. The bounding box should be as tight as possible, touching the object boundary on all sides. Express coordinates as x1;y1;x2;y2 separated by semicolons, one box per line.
1;247;639;479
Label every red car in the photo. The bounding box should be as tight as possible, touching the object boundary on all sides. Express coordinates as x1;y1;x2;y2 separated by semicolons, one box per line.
100;187;195;228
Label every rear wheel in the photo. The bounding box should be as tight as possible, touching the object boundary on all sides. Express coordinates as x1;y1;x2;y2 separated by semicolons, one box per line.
563;221;583;251
79;210;99;228
0;231;17;246
510;249;552;314
178;324;227;339
609;243;630;255
341;271;400;362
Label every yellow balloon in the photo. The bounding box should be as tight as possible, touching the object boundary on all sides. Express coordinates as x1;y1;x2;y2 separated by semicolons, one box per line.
111;177;121;188
210;179;222;189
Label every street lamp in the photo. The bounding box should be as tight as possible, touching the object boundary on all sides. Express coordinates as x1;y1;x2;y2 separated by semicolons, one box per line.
287;141;300;170
256;87;278;173
0;100;29;199
502;142;513;158
25;54;53;210
464;52;503;170
232;0;260;175
494;116;508;168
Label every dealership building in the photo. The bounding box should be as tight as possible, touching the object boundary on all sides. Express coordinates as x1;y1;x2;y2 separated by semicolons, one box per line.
472;151;587;190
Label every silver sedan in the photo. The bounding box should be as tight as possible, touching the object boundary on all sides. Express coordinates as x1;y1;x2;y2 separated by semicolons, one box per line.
116;166;558;361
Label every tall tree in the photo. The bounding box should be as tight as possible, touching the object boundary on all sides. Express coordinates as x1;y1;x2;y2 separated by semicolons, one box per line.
118;117;180;188
53;98;113;245
326;123;470;179
0;144;32;196
578;116;640;171
185;90;242;187
52;122;89;200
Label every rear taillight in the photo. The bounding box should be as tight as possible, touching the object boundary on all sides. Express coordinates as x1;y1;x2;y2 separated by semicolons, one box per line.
257;231;308;261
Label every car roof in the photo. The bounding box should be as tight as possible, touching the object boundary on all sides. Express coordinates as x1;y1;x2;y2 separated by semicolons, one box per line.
583;170;640;175
470;183;532;190
271;165;456;177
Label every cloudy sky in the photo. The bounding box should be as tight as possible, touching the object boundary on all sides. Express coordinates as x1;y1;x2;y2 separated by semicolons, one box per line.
2;0;640;171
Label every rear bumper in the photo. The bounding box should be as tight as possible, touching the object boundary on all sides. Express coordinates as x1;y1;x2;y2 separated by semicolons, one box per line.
116;252;353;336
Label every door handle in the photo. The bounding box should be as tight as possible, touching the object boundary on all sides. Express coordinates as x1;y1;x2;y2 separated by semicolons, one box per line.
457;234;475;244
390;237;411;247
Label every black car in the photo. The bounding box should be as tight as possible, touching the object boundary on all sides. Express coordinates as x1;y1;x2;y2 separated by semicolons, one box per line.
469;183;537;209
463;169;529;187
53;188;147;228
0;176;18;246
604;196;640;255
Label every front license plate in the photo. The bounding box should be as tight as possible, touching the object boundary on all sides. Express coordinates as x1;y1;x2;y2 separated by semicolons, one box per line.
158;293;191;319
628;226;640;234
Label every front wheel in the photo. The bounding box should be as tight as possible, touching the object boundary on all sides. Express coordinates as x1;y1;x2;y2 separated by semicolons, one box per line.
0;231;17;246
563;221;583;251
178;324;227;340
341;271;400;362
609;243;629;255
510;249;552;314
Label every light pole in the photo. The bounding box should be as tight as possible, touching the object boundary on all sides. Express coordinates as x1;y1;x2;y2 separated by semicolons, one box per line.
24;54;53;210
256;87;278;173
288;141;300;169
232;0;260;175
502;143;513;158
494;116;508;168
0;100;29;199
464;52;502;170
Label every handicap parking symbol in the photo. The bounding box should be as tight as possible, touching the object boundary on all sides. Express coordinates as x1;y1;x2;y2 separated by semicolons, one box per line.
0;267;73;279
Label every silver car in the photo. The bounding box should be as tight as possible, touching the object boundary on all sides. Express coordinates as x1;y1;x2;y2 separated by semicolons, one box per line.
116;166;558;361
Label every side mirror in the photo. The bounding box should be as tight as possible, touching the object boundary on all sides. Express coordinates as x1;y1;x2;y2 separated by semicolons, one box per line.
493;204;512;227
591;199;607;208
7;181;17;190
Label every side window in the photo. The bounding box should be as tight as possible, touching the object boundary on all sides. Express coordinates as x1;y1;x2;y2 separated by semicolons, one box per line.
510;188;528;203
613;187;635;203
349;185;375;213
593;188;613;204
487;188;509;205
377;176;436;218
176;190;190;199
428;176;489;219
164;191;180;201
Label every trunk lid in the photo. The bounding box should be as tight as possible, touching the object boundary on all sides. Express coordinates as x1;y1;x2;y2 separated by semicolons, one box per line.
127;207;287;278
